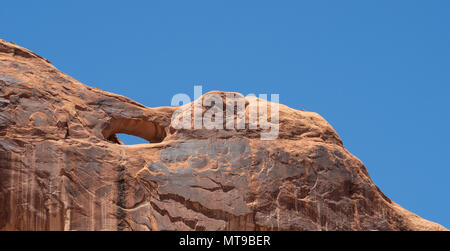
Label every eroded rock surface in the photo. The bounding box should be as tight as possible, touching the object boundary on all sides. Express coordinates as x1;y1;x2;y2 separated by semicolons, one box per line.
0;39;446;231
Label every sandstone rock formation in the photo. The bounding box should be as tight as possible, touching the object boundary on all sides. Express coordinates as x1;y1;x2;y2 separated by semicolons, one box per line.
0;39;446;231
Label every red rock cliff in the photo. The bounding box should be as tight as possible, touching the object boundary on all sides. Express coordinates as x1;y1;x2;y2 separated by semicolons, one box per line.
0;39;446;230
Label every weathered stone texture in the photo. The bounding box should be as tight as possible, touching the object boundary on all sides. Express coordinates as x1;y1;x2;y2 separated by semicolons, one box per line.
0;39;446;231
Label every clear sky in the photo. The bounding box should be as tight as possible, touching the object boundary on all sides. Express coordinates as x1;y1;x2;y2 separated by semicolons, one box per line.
1;0;449;228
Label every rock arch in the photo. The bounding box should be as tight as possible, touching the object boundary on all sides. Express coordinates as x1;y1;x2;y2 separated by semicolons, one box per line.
102;118;166;144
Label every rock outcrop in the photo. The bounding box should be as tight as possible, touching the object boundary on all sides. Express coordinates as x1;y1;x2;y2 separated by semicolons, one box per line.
0;39;446;231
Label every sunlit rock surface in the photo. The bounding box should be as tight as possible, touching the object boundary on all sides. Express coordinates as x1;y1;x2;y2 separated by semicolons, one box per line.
0;39;446;231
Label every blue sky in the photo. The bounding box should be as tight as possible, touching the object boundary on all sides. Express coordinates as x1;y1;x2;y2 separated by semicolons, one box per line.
1;0;449;228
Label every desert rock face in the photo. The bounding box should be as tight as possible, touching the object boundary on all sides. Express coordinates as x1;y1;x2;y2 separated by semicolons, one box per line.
0;39;446;231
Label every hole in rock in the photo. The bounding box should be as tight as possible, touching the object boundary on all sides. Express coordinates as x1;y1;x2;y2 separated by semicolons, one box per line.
102;118;166;145
116;133;149;145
